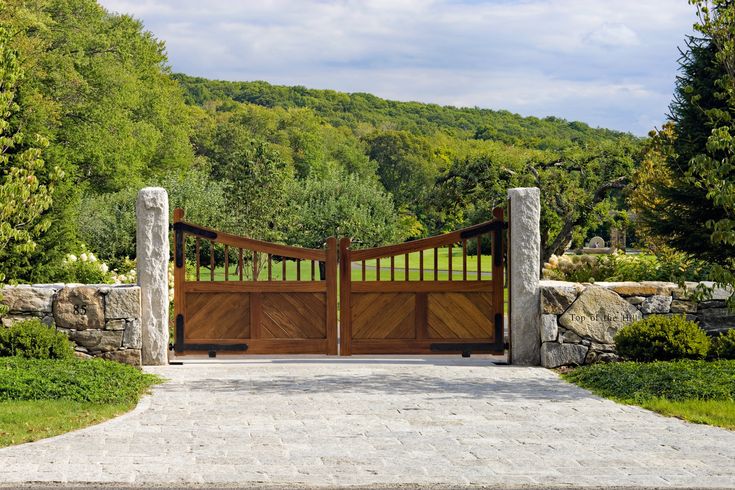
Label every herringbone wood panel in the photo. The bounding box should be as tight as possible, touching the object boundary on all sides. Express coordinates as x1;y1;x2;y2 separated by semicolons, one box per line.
427;292;494;340
185;292;250;340
260;293;326;339
352;293;415;339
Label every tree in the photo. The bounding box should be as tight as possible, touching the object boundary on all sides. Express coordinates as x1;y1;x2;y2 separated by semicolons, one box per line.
286;169;407;249
216;139;294;242
531;143;636;262
364;130;438;225
636;0;735;264
0;0;194;281
433;141;638;266
0;27;61;282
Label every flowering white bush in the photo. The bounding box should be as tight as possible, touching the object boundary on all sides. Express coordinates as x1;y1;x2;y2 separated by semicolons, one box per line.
58;253;135;284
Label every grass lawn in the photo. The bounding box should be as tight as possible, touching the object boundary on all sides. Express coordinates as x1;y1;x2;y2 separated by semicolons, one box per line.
563;360;735;430
0;400;133;447
0;357;162;448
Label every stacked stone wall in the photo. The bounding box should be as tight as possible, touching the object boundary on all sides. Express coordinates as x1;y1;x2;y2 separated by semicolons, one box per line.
540;280;734;368
1;284;142;365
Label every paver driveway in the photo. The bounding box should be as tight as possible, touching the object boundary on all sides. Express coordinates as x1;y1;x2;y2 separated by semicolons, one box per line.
1;357;735;488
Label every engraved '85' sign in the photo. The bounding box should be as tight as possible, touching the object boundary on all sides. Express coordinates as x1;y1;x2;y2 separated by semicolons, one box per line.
73;304;87;315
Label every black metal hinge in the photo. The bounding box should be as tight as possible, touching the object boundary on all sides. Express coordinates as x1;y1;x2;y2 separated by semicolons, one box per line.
430;342;504;357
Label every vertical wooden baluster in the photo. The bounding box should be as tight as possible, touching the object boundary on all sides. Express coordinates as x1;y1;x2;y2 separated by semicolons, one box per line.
195;238;201;281
253;251;258;281
462;240;467;281
362;260;366;281
282;257;286;281
268;254;272;281
391;256;395;281
420;250;424;281
210;241;215;281
477;235;482;281
448;244;453;281
433;247;438;281
224;245;229;281
376;258;381;281
311;260;315;281
238;248;243;281
297;259;301;281
404;253;409;281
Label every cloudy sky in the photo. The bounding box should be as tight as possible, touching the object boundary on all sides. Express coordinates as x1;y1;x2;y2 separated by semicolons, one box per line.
98;0;696;135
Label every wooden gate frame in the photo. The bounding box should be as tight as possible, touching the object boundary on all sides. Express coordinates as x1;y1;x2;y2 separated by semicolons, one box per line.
172;207;507;358
173;209;338;355
339;208;507;356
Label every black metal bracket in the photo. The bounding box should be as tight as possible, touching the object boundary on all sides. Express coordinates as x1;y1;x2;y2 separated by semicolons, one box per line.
430;313;505;357
173;222;218;268
493;228;503;267
172;222;218;239
174;314;248;354
184;343;249;352
175;226;184;268
459;220;508;240
430;342;504;357
175;314;184;353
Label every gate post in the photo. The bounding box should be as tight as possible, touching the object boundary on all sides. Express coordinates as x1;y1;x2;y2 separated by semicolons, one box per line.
136;187;170;365
507;187;541;365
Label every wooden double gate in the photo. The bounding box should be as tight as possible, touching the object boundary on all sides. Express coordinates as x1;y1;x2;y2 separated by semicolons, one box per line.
173;207;507;357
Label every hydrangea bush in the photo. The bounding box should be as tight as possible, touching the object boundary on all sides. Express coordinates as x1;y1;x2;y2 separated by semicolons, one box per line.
53;252;136;284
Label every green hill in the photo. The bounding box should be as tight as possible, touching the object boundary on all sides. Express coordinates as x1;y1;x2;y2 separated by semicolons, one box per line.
173;74;636;150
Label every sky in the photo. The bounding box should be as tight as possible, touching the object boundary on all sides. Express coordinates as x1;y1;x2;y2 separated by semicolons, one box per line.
98;0;697;135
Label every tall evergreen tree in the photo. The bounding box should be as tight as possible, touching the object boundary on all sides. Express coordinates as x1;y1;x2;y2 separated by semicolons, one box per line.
638;0;735;264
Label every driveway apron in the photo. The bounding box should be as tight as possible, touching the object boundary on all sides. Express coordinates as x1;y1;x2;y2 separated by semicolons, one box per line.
1;358;735;488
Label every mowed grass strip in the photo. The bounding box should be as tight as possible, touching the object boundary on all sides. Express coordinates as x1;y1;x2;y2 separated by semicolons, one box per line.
563;360;735;430
0;400;134;447
0;357;162;447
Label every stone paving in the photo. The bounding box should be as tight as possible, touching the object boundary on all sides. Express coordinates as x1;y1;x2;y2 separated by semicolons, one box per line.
1;357;735;488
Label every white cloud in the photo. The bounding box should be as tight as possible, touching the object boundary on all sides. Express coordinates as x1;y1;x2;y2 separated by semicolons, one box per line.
98;0;696;134
584;23;640;47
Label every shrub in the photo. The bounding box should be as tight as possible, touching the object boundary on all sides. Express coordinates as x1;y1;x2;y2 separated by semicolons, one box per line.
542;250;712;283
45;252;135;285
711;329;735;360
0;319;74;360
0;357;161;404
614;315;711;362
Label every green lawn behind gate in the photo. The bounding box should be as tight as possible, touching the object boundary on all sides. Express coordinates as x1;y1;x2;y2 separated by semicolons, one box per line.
192;247;499;282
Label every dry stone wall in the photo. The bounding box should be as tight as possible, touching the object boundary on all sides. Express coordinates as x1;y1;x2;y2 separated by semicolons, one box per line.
1;284;142;365
540;280;734;368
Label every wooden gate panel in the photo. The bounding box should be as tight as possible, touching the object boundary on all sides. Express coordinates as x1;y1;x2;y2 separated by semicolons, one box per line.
260;293;326;339
173;208;338;355
427;292;494;339
341;208;506;356
185;292;250;342
352;293;415;339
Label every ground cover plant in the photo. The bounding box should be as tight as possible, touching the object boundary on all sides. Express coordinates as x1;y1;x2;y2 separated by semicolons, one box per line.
563;360;735;430
0;357;161;446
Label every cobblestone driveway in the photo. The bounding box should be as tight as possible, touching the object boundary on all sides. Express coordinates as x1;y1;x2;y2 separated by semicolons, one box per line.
1;357;735;488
